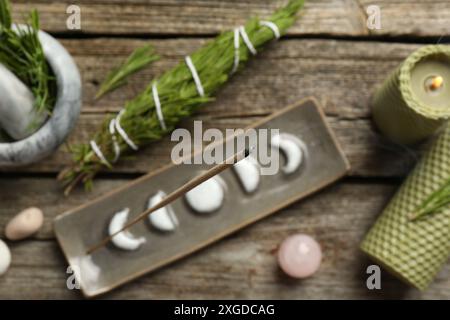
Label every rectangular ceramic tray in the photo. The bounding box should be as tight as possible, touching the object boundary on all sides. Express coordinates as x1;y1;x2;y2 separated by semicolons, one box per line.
54;98;350;297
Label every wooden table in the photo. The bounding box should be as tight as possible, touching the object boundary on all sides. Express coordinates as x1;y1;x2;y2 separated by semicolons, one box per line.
0;0;449;299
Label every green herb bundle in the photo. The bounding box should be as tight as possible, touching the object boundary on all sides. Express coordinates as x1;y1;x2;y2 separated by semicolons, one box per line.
96;44;160;99
0;0;56;116
59;0;305;194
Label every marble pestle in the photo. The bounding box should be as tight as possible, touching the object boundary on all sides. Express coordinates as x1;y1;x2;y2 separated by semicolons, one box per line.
0;64;47;140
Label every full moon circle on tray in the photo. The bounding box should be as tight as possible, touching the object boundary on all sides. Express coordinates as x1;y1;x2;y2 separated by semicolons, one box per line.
278;234;322;279
185;176;225;214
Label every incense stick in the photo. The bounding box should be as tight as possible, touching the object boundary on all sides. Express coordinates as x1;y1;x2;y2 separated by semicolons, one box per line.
86;148;251;254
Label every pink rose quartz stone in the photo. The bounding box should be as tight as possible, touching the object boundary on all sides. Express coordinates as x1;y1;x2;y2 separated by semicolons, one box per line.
278;234;322;279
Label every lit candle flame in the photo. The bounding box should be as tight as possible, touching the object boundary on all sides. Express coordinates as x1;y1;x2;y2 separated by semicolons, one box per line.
429;76;444;91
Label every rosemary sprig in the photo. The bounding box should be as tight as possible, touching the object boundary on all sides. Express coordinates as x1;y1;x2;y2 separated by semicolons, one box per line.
410;178;450;220
95;45;160;99
59;0;305;195
0;0;56;116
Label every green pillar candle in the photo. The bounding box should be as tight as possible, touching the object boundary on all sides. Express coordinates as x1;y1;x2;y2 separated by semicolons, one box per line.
361;125;450;290
372;45;450;145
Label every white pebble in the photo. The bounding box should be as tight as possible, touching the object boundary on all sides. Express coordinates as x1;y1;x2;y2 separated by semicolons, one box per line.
0;239;11;276
148;191;179;232
185;176;225;214
5;207;44;241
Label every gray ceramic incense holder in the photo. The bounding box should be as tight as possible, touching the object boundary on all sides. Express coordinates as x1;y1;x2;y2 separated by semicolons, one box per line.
0;25;82;166
54;98;350;297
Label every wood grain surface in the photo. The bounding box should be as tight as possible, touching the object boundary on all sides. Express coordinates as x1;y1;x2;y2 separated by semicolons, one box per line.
1;182;449;299
0;0;448;299
0;39;425;177
10;0;450;37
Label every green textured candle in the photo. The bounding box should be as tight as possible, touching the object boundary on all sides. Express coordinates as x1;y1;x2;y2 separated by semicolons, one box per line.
372;45;450;145
361;125;450;290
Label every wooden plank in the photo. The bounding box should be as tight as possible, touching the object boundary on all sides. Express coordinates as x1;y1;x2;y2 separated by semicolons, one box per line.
10;0;450;37
0;39;423;177
0;114;419;178
11;0;367;36
60;38;417;120
0;177;126;240
1;174;406;243
360;0;450;37
0;178;396;241
0;181;448;299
